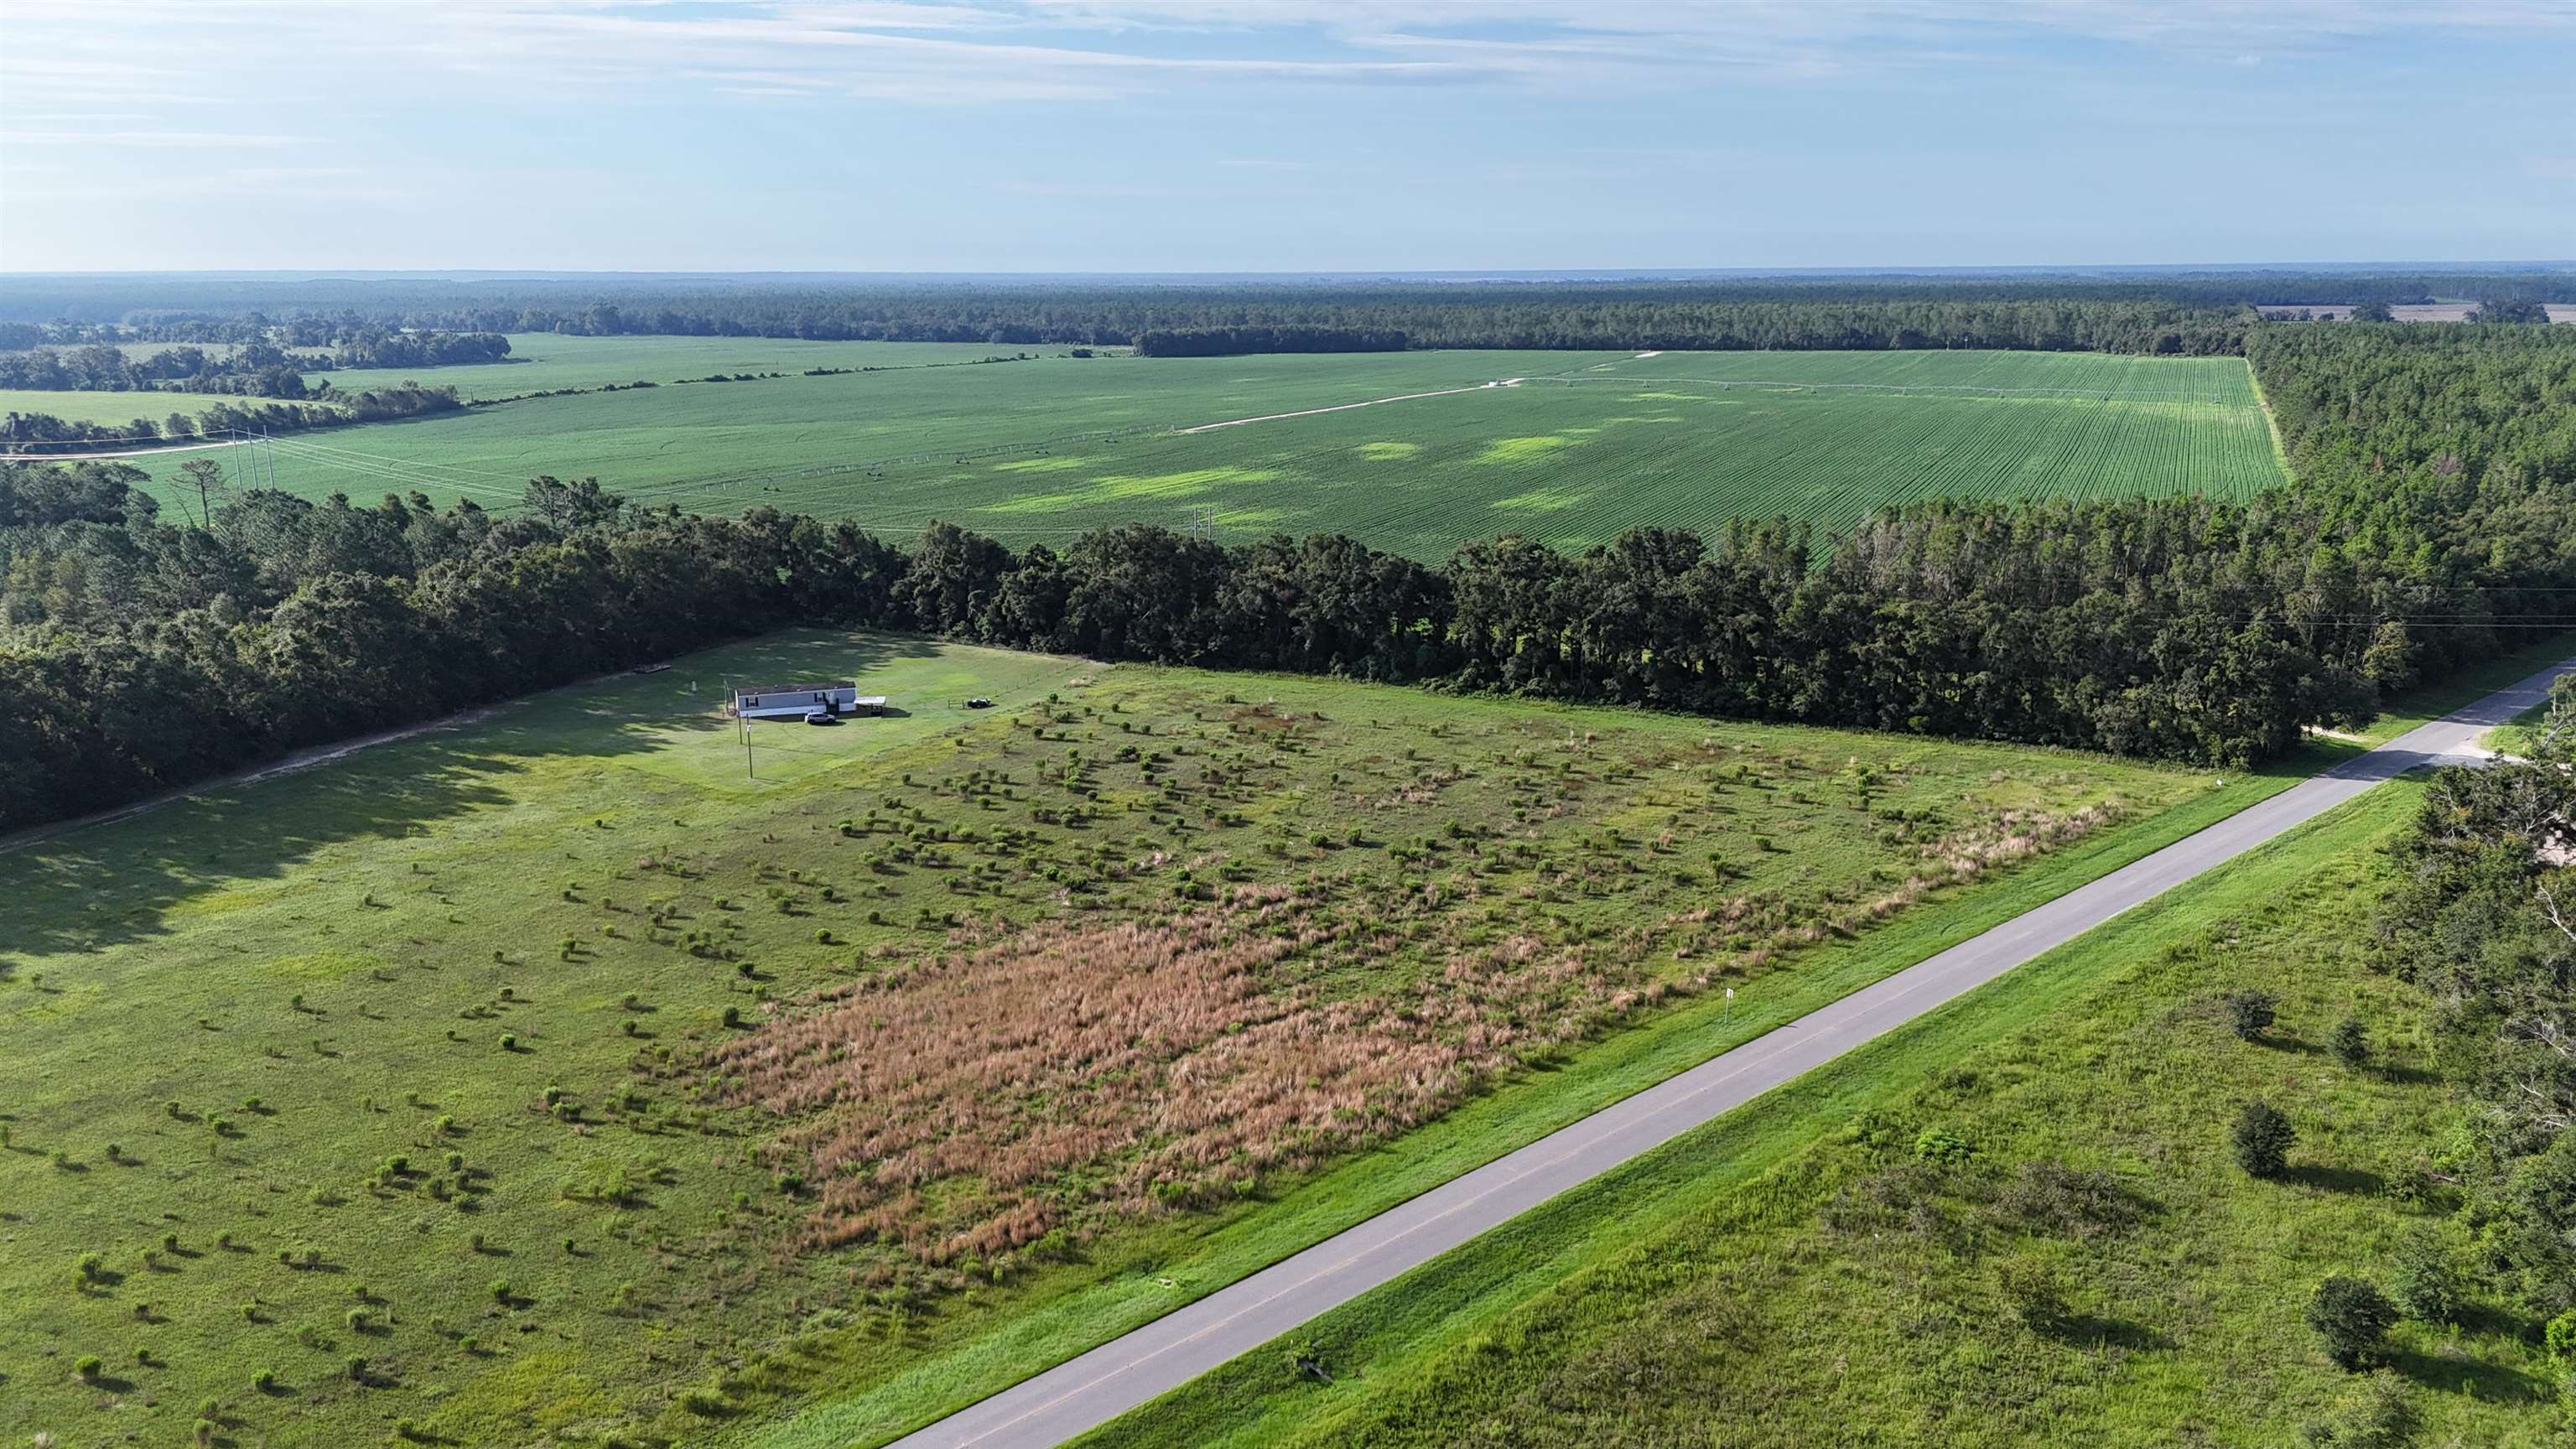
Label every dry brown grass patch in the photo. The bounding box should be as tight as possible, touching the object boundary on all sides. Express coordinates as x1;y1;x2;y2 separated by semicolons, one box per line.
706;888;1657;1265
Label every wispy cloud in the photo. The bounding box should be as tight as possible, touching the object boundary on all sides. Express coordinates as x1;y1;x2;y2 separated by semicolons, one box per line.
9;0;2567;119
2;129;317;148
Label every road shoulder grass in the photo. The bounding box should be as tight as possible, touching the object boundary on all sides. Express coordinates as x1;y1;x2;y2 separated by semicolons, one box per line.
1080;778;2547;1447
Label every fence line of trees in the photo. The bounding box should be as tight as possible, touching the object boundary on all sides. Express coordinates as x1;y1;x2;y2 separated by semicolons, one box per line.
1;384;465;455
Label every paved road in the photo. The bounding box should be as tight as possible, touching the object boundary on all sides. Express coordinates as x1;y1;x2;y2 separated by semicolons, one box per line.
889;654;2575;1449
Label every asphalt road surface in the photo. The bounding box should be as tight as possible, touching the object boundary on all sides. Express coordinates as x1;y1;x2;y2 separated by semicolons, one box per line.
890;655;2576;1449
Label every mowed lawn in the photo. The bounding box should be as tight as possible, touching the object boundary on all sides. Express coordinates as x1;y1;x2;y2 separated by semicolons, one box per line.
0;627;2246;1448
112;345;2285;558
1072;784;2562;1449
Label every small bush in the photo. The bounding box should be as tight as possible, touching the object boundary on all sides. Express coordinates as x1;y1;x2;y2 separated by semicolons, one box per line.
2330;1017;2371;1069
2387;1230;2460;1323
2308;1275;2397;1368
74;1353;103;1381
2232;1100;2294;1178
252;1366;277;1391
2305;1369;2417;1449
498;1033;518;1052
1994;1255;2072;1336
2222;989;2277;1041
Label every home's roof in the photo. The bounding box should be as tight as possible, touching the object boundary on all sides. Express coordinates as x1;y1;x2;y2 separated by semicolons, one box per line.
733;680;856;698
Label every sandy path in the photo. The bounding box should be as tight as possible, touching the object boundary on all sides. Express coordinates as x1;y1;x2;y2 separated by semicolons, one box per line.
1174;378;1520;434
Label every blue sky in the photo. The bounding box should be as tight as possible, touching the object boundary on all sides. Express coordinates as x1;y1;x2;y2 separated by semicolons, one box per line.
3;1;2571;272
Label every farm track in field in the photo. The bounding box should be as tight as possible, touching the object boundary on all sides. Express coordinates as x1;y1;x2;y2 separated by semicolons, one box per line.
118;340;2283;560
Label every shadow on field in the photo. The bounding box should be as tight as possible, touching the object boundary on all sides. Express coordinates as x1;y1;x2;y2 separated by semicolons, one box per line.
0;629;944;958
2285;1162;2384;1196
2386;1343;2553;1402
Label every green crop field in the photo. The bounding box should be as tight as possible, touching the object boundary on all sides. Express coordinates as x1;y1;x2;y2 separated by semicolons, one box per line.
299;334;1070;403
0;626;2251;1447
1072;782;2563;1449
0;388;283;431
93;343;2284;558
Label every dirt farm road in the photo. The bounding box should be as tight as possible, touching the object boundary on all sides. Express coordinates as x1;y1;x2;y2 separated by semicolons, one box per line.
886;652;2576;1449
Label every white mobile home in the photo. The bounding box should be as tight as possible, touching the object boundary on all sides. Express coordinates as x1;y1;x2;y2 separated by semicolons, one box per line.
731;681;885;720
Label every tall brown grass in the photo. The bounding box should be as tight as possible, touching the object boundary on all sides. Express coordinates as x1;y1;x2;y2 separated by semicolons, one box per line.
706;886;1654;1265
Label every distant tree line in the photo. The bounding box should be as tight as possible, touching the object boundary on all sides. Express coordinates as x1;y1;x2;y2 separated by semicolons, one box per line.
1;384;465;455
3;321;2570;834
1132;325;1409;357
7;272;2570;357
0;332;508;400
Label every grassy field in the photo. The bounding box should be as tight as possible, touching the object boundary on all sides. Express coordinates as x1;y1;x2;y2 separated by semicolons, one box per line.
0;627;2244;1447
1072;782;2564;1449
100;345;2284;558
0;388;288;430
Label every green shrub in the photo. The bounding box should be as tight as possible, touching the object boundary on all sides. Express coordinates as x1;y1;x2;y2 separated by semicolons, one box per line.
2223;989;2277;1041
2308;1275;2397;1368
2231;1100;2294;1178
2330;1016;2371;1069
1994;1255;2072;1336
2387;1230;2459;1323
2305;1369;2418;1449
74;1353;103;1380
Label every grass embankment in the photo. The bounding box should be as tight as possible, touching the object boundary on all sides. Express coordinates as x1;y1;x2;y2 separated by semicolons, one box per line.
0;628;2226;1447
127;346;2283;557
1078;782;2563;1448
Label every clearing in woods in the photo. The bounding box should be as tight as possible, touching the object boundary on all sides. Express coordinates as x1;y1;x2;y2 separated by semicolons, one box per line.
78;338;2285;558
0;626;2260;1447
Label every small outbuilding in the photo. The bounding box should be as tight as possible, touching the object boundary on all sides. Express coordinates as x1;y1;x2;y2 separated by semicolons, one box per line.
733;681;884;720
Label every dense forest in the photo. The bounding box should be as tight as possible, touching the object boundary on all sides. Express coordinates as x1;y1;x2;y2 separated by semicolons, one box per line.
4;270;2568;356
2378;683;2576;1329
1132;325;1408;356
3;321;2569;834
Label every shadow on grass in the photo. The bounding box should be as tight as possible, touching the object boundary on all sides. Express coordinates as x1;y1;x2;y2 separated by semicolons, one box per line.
2286;1162;2385;1196
2384;1344;2553;1402
0;628;945;958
